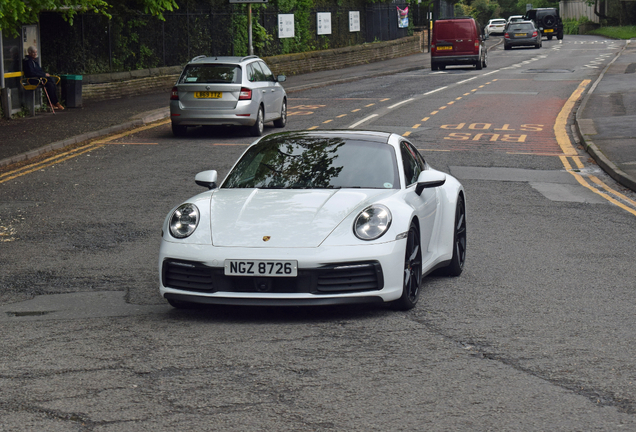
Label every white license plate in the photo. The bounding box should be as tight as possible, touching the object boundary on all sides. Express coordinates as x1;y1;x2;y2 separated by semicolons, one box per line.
225;260;298;277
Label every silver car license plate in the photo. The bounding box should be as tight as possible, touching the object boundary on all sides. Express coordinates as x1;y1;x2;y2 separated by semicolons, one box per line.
225;260;298;277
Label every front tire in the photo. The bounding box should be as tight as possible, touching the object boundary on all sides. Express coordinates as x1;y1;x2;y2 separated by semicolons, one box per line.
249;106;264;137
442;195;467;276
392;222;422;311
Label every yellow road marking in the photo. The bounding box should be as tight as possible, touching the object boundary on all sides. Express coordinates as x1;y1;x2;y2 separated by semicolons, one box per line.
413;124;421;129
352;109;361;112
380;98;390;102
365;104;375;107
91;119;170;144
422;117;430;122
589;175;636;207
403;131;412;137
307;126;319;130
1;144;103;183
323;119;333;124
555;83;636;216
430;111;439;115
337;114;347;118
554;81;588;156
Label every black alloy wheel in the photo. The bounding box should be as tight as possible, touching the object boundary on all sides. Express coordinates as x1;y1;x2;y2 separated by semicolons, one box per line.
392;222;422;311
444;195;467;276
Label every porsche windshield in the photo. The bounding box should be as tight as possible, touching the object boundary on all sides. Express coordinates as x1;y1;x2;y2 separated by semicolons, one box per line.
222;137;400;189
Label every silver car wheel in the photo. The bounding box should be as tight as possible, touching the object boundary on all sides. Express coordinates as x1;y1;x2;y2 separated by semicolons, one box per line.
249;106;264;137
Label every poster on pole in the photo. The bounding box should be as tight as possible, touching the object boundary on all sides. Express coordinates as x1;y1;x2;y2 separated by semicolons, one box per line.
278;14;295;38
397;6;409;29
349;11;360;32
317;12;332;35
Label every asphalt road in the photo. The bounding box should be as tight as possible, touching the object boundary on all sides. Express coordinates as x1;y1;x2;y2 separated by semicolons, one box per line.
1;35;636;431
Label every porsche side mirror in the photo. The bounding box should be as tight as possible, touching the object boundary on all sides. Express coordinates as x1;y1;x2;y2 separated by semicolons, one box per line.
195;170;218;189
277;75;286;82
415;170;446;196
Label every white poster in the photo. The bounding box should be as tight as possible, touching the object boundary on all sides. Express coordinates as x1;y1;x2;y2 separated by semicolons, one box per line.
349;11;360;32
317;12;332;35
278;14;295;39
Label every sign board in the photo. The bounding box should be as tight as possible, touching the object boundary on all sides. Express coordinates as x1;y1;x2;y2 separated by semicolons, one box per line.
526;4;532;11
229;0;268;3
317;13;332;35
278;14;295;39
349;11;360;32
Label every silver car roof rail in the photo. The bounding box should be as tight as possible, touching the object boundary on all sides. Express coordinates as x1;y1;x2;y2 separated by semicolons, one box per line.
241;55;259;62
190;55;207;62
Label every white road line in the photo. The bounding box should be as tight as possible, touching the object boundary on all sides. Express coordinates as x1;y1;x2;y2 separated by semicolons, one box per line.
348;114;379;128
423;86;448;95
388;99;414;109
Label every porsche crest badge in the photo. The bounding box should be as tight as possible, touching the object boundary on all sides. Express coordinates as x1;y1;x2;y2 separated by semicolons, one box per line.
262;236;271;242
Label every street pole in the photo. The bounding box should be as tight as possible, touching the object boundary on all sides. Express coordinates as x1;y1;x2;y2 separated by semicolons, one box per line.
248;4;253;55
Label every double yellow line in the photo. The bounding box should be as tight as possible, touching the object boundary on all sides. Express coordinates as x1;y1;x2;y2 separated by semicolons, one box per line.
0;142;104;184
557;80;636;216
0;119;170;184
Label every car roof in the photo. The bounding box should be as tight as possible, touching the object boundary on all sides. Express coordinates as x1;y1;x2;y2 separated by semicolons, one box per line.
490;19;506;22
187;55;261;65
434;17;476;22
258;130;394;145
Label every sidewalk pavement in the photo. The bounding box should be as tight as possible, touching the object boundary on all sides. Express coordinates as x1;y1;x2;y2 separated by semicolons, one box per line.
1;44;634;193
575;40;636;192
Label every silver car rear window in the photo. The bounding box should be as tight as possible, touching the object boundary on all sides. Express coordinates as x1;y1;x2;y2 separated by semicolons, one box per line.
179;65;241;84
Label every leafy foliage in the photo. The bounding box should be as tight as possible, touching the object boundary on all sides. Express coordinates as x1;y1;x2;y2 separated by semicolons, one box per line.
0;0;177;37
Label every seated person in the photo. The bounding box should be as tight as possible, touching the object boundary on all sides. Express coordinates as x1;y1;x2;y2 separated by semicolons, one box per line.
23;46;64;110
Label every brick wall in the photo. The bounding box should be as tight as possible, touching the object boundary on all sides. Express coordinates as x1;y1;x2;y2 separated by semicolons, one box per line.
81;33;425;103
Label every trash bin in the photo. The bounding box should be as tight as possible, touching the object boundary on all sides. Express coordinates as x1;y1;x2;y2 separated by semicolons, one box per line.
60;74;83;108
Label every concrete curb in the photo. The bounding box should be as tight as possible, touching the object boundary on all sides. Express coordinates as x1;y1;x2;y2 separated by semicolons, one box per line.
574;40;636;192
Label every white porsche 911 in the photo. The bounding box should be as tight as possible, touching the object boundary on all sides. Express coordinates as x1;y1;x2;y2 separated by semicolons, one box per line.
159;130;466;310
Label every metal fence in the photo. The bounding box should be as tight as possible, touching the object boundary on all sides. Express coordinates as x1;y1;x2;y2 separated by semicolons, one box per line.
40;2;415;75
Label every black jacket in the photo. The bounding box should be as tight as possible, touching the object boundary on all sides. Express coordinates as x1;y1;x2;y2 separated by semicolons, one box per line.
23;56;46;78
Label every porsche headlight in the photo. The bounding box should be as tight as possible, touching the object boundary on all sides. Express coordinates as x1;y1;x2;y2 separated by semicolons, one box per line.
169;203;200;238
354;205;392;240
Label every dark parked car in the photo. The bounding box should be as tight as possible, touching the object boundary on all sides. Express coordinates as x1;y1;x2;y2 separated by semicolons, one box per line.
504;21;542;50
525;8;564;40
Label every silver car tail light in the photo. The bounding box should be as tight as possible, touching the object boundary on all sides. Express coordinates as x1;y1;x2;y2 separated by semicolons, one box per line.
239;88;252;100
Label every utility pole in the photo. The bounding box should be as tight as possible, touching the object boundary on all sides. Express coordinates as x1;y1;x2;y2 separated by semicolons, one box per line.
229;0;268;56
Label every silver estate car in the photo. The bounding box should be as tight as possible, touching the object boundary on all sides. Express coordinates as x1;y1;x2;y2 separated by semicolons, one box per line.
170;55;287;137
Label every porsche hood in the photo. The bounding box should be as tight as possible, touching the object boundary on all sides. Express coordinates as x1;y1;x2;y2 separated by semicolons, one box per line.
208;188;393;247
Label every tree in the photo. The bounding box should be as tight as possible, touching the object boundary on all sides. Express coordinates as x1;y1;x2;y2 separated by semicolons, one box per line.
0;0;178;37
